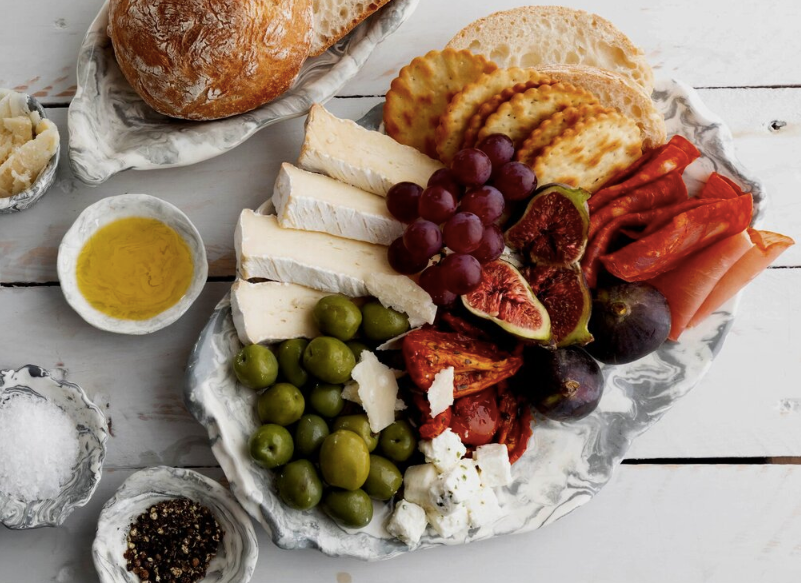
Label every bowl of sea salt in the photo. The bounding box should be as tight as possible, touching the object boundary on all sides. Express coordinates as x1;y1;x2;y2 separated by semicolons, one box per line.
0;365;107;529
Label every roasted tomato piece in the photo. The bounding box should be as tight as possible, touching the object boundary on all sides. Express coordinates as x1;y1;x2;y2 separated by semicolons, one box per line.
449;387;501;446
411;391;452;440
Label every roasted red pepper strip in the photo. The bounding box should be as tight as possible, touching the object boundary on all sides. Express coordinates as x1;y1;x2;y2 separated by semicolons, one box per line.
588;171;687;240
495;385;533;464
600;195;754;281
697;172;741;200
412;392;452;440
440;312;492;340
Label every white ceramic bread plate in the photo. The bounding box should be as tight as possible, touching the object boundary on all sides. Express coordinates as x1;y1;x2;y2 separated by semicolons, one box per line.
93;466;258;583
57;194;208;335
0;365;107;529
67;0;419;185
184;78;765;560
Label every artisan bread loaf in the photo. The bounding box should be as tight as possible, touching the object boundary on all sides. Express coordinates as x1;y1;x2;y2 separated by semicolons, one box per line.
446;6;654;94
108;0;313;121
310;0;393;56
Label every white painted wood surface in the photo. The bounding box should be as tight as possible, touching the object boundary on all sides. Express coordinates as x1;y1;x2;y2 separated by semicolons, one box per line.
1;0;800;581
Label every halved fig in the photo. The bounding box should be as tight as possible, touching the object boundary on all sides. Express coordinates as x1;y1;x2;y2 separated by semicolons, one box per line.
462;259;551;341
524;263;593;347
505;184;591;265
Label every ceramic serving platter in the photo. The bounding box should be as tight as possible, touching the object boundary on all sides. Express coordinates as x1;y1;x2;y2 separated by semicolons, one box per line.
67;0;419;186
183;78;765;560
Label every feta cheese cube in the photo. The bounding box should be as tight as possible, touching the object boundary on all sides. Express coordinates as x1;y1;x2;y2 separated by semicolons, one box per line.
427;367;454;417
351;351;399;432
402;464;439;510
418;428;466;472
429;458;482;515
474;443;513;487
427;504;469;539
386;500;428;546
464;486;503;529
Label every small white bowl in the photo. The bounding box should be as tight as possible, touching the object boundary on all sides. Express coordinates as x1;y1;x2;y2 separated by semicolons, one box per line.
93;466;258;583
0;365;107;529
57;194;208;334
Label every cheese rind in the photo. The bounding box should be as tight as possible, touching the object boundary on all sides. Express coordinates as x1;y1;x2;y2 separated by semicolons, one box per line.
230;280;326;345
298;104;444;196
273;163;403;246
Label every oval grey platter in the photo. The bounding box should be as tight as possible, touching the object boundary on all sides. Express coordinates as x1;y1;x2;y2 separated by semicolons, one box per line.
183;78;764;560
67;0;419;185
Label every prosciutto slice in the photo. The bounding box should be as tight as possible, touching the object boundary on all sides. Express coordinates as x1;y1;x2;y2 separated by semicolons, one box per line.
688;229;795;327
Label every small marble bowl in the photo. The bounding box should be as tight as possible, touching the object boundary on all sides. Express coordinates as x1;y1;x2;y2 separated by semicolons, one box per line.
57;194;208;334
0;365;108;529
93;466;258;583
0;91;60;214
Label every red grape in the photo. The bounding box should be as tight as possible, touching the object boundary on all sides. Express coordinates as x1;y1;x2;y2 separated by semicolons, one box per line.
460;185;505;225
470;224;505;264
403;219;443;260
418;185;458;223
419;264;457;306
451;148;492;187
427;168;463;199
477;134;514;172
443;212;484;253
439;253;483;295
493;161;537;201
386;182;423;223
387;237;429;274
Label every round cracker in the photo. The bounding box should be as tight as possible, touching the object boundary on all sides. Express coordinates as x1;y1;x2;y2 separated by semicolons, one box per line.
384;49;497;159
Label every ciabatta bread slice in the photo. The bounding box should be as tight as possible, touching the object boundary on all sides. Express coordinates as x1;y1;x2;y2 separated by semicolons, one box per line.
446;6;654;95
311;0;393;56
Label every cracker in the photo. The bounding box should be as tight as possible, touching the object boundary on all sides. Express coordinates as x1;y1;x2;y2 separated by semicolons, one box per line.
532;111;643;193
477;83;599;147
384;49;497;159
515;104;611;166
434;67;553;163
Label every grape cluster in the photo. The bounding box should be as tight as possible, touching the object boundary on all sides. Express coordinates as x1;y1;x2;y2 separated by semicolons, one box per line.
386;134;538;306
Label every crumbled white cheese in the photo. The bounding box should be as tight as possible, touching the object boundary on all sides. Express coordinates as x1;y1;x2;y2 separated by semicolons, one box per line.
385;500;428;546
427;504;469;539
418;429;466;473
464;486;503;529
351;351;399;432
427;367;455;417
402;464;439;510
429;458;482;515
474;443;513;488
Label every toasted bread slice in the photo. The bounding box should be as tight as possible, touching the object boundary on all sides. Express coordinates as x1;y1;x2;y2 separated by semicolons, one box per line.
516;104;612;165
310;0;393;57
384;49;497;158
446;6;654;94
533;111;643;193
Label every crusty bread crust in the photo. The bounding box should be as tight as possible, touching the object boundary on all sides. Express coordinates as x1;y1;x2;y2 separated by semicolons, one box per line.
310;0;393;57
109;0;313;121
446;6;654;95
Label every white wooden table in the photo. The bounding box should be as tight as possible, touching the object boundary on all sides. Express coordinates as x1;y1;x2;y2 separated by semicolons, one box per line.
2;1;801;580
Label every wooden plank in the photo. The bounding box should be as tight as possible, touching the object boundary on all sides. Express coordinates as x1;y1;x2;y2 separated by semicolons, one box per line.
1;465;800;581
3;0;801;105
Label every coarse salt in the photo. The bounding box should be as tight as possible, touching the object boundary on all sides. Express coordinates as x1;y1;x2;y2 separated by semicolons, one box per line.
0;393;79;501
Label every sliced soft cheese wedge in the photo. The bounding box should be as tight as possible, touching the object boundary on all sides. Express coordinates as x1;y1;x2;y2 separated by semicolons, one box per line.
351;351;400;433
273;163;403;246
298;104;444;196
230;279;326;345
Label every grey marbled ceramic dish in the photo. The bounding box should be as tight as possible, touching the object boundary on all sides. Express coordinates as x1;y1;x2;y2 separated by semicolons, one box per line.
93;466;258;583
67;0;418;185
57;193;208;335
0;92;60;214
183;78;765;560
0;365;107;529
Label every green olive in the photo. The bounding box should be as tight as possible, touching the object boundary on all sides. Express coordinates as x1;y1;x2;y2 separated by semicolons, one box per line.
319;430;370;490
378;420;417;463
302;337;356;384
233;345;279;390
360;302;409;342
257;383;305;426
322;489;373;529
332;414;378;452
277;339;309;388
249;424;293;469
276;459;323;510
362;455;402;501
294;414;329;458
309;383;345;418
346;341;371;362
313;295;363;342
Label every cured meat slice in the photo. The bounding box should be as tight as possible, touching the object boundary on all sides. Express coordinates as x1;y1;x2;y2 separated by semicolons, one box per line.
697;172;741;200
631;198;720;240
600;195;753;281
688;229;795;327
648;230;754;341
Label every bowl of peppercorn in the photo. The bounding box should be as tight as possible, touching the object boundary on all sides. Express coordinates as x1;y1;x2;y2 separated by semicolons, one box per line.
92;466;258;583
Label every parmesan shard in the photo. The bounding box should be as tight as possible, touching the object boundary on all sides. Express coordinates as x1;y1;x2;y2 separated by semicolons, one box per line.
427;367;455;417
351;351;399;432
365;273;437;328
